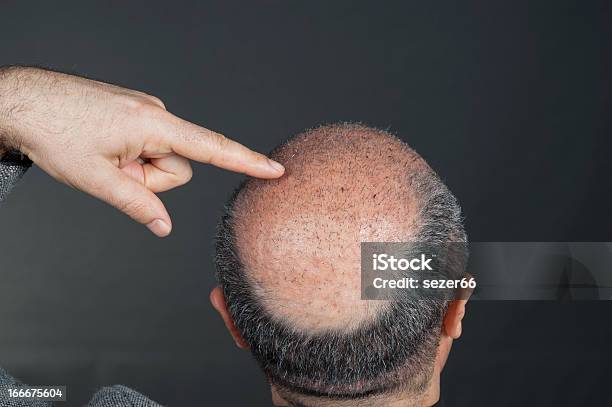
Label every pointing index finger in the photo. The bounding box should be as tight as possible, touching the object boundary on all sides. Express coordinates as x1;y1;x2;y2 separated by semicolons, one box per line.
161;112;284;179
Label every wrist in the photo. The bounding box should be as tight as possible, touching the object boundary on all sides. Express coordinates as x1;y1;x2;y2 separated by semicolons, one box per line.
0;66;25;156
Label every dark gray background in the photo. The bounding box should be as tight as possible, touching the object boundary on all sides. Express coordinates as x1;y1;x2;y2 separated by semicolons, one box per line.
1;1;610;406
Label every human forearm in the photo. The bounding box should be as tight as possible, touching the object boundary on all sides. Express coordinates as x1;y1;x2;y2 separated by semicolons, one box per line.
0;66;284;235
0;66;22;156
0;66;12;158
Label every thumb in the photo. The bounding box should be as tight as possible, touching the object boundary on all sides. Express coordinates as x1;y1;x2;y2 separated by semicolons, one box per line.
77;161;172;237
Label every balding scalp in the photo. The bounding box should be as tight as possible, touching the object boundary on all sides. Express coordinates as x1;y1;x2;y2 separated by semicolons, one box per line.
215;123;466;402
231;124;435;330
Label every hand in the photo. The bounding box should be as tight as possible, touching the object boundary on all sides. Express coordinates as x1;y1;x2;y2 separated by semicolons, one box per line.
0;67;284;236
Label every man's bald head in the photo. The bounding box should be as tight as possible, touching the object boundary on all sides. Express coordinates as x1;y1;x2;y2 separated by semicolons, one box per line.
231;124;437;331
216;123;466;404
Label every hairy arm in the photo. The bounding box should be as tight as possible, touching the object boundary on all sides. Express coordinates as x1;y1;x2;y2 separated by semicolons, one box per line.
0;66;284;235
0;66;16;158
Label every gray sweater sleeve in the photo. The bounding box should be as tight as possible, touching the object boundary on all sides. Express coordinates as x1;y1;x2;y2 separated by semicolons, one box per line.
1;367;163;407
0;152;32;203
0;367;52;407
0;155;49;407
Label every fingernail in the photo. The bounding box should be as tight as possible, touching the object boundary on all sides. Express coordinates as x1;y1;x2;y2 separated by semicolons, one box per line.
147;219;172;237
267;159;285;173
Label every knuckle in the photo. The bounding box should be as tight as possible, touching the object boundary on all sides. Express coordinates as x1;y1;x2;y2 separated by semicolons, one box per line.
212;133;230;152
202;133;229;164
147;95;166;109
124;97;163;119
117;197;148;219
193;131;230;164
122;96;147;111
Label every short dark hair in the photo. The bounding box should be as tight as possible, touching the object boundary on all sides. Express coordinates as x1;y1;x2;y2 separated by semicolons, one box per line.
215;124;466;401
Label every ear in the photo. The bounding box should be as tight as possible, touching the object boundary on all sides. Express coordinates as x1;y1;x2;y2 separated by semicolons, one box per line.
443;299;467;340
210;286;250;349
